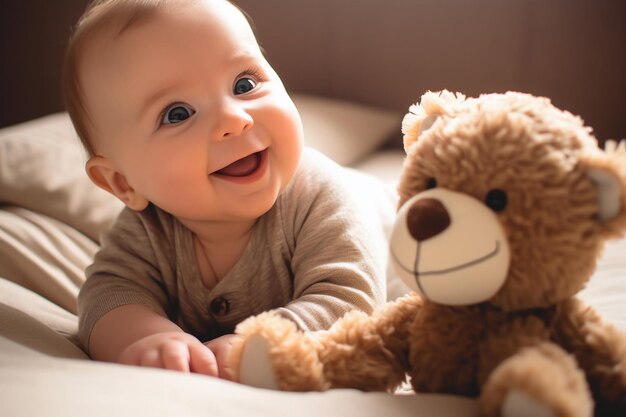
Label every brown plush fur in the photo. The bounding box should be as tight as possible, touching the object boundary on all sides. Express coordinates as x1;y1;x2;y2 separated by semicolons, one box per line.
230;91;626;417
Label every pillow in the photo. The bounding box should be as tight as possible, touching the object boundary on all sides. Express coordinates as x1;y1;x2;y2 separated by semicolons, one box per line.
291;94;401;166
0;206;97;314
0;114;124;243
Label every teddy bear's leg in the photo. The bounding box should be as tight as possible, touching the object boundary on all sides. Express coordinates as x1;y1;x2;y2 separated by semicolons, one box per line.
229;312;328;391
481;342;593;417
553;299;626;416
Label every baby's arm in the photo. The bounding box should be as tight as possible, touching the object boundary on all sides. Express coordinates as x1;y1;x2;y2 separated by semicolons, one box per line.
89;304;219;376
277;151;394;330
79;207;228;376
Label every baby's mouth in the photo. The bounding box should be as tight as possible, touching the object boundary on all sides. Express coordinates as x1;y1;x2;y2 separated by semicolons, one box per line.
213;151;264;177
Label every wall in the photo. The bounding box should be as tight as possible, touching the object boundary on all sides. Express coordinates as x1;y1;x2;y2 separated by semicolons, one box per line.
0;0;87;129
235;0;626;143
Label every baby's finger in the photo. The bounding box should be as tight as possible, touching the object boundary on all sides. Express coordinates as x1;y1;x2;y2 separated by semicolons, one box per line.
188;342;218;377
205;335;240;381
218;360;236;382
139;348;163;369
161;341;191;372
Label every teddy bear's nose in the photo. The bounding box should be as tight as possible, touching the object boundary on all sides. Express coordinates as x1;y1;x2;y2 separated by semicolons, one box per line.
407;198;451;242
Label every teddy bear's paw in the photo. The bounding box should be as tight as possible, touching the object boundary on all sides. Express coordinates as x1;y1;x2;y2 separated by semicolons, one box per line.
501;390;555;417
238;333;279;390
232;312;328;391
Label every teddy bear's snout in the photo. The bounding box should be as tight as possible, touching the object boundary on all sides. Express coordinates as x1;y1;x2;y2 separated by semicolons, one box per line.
407;198;451;242
391;188;512;305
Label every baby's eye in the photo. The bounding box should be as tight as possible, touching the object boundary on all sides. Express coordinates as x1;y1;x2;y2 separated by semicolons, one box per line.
233;77;257;95
161;103;195;125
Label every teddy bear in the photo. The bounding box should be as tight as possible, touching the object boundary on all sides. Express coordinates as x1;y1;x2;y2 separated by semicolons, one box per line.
228;91;626;417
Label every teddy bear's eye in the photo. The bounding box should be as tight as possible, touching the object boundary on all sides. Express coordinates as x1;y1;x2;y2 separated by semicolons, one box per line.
485;189;508;212
426;177;437;190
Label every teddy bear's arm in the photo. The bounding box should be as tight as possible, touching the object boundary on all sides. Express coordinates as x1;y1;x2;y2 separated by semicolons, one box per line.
232;293;423;392
552;298;626;413
316;293;423;392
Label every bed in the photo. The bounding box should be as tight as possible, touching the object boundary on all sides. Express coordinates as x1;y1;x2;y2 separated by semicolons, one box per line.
1;91;625;417
1;1;625;415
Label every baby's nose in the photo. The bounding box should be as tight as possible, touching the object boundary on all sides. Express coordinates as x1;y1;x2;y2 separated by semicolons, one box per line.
406;198;451;242
215;99;253;139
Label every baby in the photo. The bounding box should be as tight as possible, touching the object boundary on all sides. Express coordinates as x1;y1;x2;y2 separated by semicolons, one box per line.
62;0;388;379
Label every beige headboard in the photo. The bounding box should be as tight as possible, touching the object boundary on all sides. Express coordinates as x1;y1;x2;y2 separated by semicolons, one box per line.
2;0;624;145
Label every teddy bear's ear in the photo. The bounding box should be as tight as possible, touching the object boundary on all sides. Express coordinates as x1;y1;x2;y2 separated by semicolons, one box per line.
581;144;626;236
401;90;466;152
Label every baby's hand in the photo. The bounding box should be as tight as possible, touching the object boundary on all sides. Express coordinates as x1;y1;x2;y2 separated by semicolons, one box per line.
118;332;218;376
204;334;242;381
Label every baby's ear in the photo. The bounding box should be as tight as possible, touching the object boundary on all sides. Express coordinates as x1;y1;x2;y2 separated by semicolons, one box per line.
581;146;626;238
401;90;465;152
85;156;149;211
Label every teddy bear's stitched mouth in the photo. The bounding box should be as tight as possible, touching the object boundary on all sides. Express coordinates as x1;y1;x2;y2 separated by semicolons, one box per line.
391;241;501;277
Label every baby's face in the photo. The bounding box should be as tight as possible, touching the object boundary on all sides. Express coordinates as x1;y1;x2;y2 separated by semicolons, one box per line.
81;0;303;223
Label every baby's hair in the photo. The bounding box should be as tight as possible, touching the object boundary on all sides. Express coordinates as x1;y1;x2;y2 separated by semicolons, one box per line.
62;0;253;156
62;0;171;156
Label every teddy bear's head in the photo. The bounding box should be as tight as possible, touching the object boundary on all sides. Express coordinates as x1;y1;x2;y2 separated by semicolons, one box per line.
390;90;626;312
